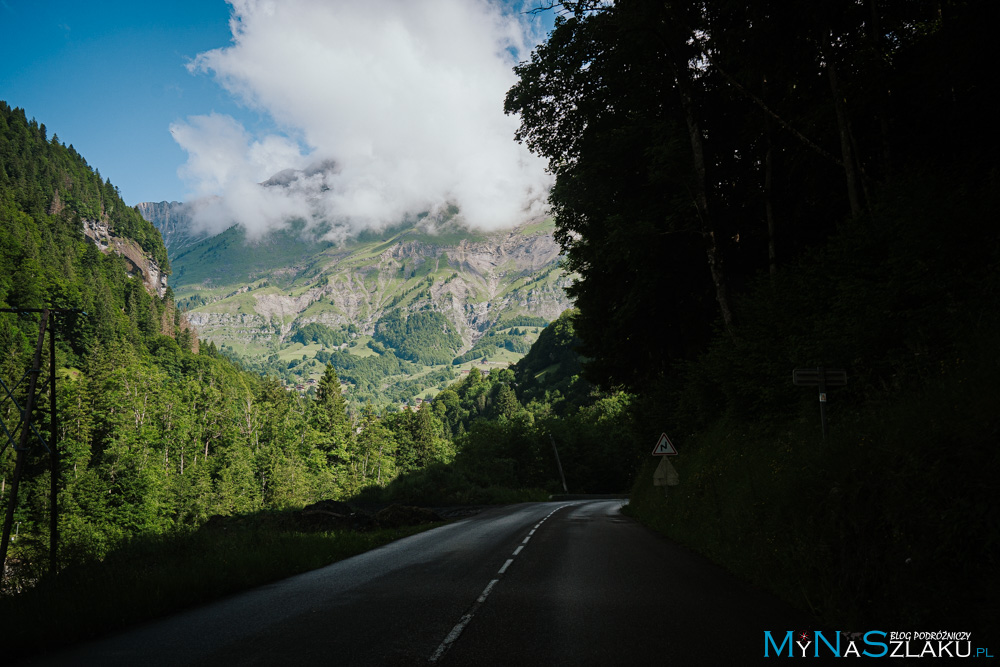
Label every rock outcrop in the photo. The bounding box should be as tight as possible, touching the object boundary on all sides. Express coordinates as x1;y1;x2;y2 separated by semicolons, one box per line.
83;218;168;298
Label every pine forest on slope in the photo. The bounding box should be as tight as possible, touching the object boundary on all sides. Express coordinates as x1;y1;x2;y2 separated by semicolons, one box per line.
2;100;586;586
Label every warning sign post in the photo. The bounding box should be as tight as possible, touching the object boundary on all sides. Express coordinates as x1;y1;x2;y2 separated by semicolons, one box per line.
651;432;678;456
652;433;679;498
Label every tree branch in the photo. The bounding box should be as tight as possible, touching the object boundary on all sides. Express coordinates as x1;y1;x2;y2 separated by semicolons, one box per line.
713;64;843;167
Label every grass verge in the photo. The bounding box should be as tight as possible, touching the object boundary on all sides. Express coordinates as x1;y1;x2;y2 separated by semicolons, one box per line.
625;340;998;634
2;519;438;661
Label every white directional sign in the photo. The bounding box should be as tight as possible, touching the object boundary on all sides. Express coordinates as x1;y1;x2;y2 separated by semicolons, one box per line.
653;457;680;486
652;432;678;456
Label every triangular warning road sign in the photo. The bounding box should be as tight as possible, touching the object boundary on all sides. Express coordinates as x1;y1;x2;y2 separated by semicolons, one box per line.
652;432;678;456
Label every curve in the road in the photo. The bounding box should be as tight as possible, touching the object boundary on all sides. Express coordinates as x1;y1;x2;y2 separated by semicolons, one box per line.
19;500;810;666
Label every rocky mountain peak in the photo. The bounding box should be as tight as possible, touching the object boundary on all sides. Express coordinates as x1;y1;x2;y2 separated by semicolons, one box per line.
136;201;207;254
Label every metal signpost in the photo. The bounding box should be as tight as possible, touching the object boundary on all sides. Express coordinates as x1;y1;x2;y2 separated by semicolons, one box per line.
792;367;847;440
652;433;679;498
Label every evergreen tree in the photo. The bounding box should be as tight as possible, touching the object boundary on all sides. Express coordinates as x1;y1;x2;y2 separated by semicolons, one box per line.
309;364;352;469
491;383;521;422
350;404;398;488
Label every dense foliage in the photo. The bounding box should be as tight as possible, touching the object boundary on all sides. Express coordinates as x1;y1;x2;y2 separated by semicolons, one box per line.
511;309;591;414
224;342;458;408
0;104;455;585
356;312;639;505
290;322;350;348
624;175;999;629
506;0;999;391
0;102;168;271
507;0;999;631
373;309;462;365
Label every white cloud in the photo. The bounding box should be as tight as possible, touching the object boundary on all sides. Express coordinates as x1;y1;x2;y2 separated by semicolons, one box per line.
171;0;552;240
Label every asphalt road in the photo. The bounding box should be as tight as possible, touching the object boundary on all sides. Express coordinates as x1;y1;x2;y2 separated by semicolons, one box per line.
23;500;810;666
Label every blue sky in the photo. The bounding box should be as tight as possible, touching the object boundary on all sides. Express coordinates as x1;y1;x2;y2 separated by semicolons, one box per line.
1;0;269;204
1;0;554;232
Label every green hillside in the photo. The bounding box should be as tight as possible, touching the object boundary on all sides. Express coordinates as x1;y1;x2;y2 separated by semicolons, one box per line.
163;215;571;407
0;101;478;598
170;220;334;290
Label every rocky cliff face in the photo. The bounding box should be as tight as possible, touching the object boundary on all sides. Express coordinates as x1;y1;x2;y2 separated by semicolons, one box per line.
283;228;569;339
136;201;205;254
176;220;573;352
83;218;168;298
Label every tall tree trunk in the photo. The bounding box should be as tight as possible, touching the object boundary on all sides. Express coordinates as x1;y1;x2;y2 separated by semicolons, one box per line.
715;63;843;167
824;47;864;217
765;131;777;277
868;0;892;179
674;66;735;332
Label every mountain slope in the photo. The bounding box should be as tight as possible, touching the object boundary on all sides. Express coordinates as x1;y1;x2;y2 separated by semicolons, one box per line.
155;213;573;405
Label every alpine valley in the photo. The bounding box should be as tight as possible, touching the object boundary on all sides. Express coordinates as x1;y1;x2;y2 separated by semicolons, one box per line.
138;202;573;407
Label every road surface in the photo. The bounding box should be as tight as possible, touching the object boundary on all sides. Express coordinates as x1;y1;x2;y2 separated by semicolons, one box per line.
22;500;809;665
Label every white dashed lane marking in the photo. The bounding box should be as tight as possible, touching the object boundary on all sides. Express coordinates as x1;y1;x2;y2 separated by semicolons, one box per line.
428;504;577;663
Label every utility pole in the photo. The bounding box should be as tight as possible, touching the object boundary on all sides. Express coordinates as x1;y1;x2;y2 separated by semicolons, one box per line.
0;307;81;579
49;311;59;574
549;433;568;494
0;309;49;577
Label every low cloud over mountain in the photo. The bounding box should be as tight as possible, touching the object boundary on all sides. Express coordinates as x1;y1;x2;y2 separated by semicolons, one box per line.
171;0;552;241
